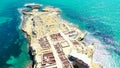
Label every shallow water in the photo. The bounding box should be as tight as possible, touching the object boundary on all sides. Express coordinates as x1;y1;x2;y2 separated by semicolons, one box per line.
0;0;120;68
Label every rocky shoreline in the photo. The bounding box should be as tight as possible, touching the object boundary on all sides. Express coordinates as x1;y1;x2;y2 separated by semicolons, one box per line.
21;22;39;68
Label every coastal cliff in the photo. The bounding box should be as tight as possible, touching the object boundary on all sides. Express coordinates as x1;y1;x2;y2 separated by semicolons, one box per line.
20;4;101;68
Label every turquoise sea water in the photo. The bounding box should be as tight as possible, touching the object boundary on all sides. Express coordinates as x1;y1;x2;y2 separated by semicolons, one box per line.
0;0;120;68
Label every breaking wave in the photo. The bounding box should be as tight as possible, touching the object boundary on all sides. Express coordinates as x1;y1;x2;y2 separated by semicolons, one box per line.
83;32;119;68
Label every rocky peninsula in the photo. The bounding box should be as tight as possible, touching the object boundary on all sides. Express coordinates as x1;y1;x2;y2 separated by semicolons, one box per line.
20;4;101;68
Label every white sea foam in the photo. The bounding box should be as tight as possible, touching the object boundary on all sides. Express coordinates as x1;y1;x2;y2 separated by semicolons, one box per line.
18;8;24;29
84;32;119;68
24;3;43;7
18;8;29;39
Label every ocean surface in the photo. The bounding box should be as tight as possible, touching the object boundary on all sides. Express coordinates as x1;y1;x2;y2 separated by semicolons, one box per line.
0;0;120;68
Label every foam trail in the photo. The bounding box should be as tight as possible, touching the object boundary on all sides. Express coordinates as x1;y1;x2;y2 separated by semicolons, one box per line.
83;32;118;68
